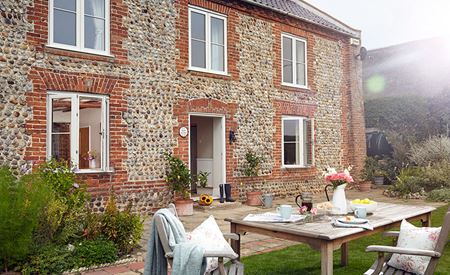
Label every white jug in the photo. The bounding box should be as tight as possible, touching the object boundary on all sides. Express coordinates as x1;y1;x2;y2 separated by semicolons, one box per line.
325;183;348;214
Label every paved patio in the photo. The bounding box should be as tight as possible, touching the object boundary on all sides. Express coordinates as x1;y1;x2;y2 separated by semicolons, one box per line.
80;187;445;274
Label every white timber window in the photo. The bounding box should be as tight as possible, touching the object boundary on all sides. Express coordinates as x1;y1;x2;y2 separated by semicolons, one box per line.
46;92;110;172
48;0;110;55
282;116;314;168
189;6;227;74
282;34;307;88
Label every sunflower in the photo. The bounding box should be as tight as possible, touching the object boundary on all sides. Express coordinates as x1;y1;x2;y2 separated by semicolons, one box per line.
200;194;208;203
204;196;213;205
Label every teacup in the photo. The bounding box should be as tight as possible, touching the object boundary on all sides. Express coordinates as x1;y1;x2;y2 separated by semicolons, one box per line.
354;207;367;219
277;204;292;219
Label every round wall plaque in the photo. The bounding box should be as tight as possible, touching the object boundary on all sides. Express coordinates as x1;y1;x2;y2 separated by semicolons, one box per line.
179;127;188;137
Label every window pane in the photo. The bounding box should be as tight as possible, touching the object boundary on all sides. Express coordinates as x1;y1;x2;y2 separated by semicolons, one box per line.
191;40;206;68
211;17;224;45
283;37;292;60
84;0;105;18
84;16;105;50
51;98;72;162
283;60;293;83
191;11;205;40
54;0;76;11
296;40;305;63
211;44;224;71
296;63;306;86
283;120;298;142
304;119;313;166
79;97;102;169
284;143;298;165
54;9;76;46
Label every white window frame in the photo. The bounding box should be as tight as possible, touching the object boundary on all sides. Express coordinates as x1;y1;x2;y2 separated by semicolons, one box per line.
48;0;111;56
281;33;308;88
188;6;228;75
46;91;110;173
281;116;314;168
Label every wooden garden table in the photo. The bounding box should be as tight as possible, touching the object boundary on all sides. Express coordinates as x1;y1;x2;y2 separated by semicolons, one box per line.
225;202;435;275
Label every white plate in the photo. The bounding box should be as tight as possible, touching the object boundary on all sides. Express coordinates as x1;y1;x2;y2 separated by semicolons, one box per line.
337;217;368;224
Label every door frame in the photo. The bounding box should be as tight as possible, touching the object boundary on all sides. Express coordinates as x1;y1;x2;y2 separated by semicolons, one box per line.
188;113;226;194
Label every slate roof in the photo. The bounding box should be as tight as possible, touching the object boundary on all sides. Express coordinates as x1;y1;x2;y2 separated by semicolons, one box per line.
241;0;360;37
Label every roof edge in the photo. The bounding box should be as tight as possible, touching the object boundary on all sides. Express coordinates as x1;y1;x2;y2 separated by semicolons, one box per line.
239;0;361;38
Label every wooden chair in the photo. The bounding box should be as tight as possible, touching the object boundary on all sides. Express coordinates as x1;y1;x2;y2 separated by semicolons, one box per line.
154;203;244;275
365;206;450;275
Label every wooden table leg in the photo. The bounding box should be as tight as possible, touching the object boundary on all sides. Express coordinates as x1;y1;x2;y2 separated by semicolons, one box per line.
340;242;348;266
422;213;432;227
321;242;333;275
230;222;241;260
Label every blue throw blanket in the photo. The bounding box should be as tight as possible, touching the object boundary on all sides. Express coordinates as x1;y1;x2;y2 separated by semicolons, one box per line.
144;209;206;275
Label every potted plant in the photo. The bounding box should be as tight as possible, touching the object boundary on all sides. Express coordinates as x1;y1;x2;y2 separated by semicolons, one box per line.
164;152;193;216
373;169;386;186
243;151;266;206
360;157;375;191
84;150;98;169
195;171;211;195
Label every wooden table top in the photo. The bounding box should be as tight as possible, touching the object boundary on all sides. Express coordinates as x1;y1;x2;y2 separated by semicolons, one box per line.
225;202;435;241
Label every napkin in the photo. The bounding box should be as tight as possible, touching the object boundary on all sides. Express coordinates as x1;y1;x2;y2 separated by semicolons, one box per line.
243;212;306;223
332;219;374;230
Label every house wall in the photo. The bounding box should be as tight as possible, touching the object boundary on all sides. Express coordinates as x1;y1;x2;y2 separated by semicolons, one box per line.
0;0;366;212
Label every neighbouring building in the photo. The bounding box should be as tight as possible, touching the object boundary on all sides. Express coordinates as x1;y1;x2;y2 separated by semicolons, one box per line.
0;0;366;212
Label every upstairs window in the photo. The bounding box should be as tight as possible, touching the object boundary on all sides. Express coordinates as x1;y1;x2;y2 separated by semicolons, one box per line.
47;92;110;172
282;116;314;167
282;34;307;87
189;6;227;74
49;0;110;55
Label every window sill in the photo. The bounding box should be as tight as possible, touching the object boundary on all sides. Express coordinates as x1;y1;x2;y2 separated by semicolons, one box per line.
188;67;229;77
75;168;115;174
45;44;115;59
282;82;309;89
282;165;313;169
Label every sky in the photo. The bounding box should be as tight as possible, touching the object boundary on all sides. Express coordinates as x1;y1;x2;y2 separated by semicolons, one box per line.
306;0;450;50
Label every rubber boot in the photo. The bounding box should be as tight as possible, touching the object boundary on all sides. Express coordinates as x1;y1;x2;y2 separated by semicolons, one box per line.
219;184;224;203
224;183;235;202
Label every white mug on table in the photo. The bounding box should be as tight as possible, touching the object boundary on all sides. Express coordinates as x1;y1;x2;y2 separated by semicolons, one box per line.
277;204;292;219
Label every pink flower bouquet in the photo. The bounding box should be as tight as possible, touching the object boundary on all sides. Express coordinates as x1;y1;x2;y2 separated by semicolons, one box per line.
323;167;354;188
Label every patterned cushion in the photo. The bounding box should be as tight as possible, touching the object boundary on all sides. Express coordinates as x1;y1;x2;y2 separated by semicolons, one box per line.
187;215;235;274
387;219;441;275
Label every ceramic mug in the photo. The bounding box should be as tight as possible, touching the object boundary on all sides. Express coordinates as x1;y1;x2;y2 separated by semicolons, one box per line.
277;205;292;219
354;207;367;219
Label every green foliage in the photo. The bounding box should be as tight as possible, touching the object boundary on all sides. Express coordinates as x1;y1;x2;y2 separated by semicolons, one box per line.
0;167;50;271
361;157;378;181
100;196;144;254
243;151;264;177
196;171;210;188
420;161;450;191
409;136;450;166
164;152;192;198
427;189;450;202
387;167;425;196
34;160;89;245
74;239;118;267
22;240;118;274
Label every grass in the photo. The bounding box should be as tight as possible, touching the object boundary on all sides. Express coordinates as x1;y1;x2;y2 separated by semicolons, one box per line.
242;204;450;275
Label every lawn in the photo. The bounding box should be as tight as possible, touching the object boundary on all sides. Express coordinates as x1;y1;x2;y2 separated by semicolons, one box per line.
243;204;450;275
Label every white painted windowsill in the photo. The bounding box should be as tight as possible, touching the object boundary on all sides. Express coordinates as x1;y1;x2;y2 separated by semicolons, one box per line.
46;44;114;58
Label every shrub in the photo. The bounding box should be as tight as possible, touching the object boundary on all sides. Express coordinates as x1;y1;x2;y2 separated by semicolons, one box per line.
0;167;50;271
34;160;89;245
22;239;118;274
420;161;450;191
164;152;192;199
409;136;450;166
427;188;450;202
99;196;144;254
243;151;264;177
386;167;425;196
74;239;118;267
361;157;378;181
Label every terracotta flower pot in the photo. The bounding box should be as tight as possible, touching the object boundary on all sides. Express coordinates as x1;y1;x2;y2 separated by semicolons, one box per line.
246;191;263;206
359;181;371;192
175;198;194;216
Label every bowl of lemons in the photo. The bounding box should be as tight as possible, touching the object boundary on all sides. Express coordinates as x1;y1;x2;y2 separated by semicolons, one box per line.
350;198;377;213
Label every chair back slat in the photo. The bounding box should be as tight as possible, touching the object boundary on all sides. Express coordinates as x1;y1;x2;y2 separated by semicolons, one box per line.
425;206;450;275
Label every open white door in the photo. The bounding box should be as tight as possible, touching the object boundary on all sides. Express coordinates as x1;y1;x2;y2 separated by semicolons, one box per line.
212;116;225;197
